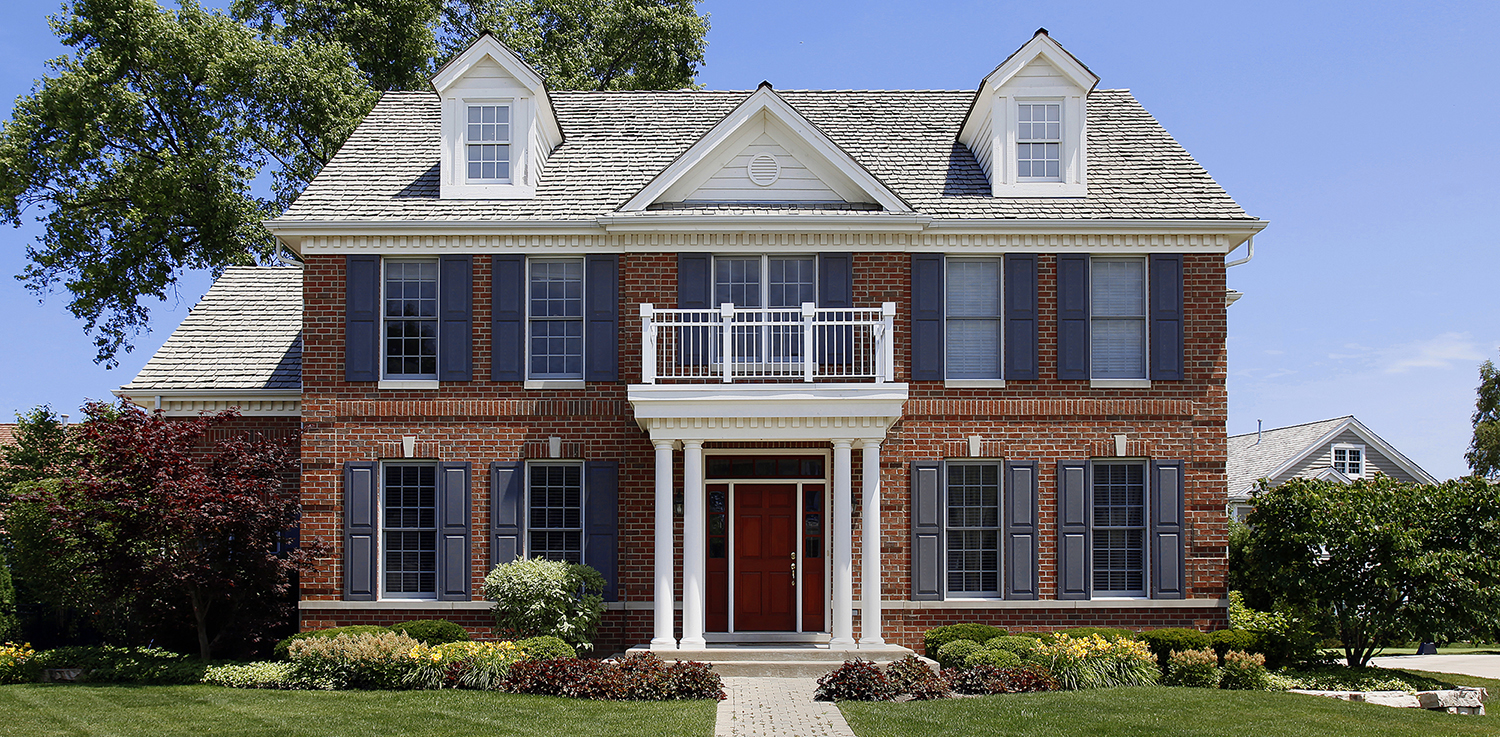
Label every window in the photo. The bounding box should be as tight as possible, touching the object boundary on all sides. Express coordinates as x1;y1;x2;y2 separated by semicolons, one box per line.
1090;257;1147;380
384;260;438;379
528;463;583;563
946;258;1002;379
946;463;1001;596
714;255;816;362
1092;462;1146;596
466;104;511;182
1016;102;1061;180
528;259;584;379
383;464;437;597
1332;444;1364;477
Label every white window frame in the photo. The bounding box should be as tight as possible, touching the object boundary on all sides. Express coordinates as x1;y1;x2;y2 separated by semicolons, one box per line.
1332;443;1365;479
464;102;513;184
944;257;1005;387
525;257;586;386
1089;256;1150;388
380;258;440;385
942;461;1004;599
1090;459;1149;598
992;93;1086;197
379;461;439;601
441;94;535;199
1015;101;1063;182
712;254;818;368
524;461;586;564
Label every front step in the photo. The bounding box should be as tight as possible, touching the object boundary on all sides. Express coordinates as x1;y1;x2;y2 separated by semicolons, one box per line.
622;643;933;678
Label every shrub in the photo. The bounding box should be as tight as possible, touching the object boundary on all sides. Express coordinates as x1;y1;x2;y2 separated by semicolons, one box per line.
985;635;1042;660
1209;629;1258;664
0;642;35;685
884;655;936;694
274;625;392;660
964;648;1021;670
943;664;1000;695
1042;627;1138;644
484;557;605;651
1219;650;1269;690
988;663;1061;693
1139;628;1212;671
404;640;527;690
923;624;1004;657
1031;634;1158;690
814;659;895;702
390;620;470;646
287;632;421;690
1163;648;1220;688
30;645;206;684
504;653;723;700
934;639;983;670
201;661;323;690
505;657;605;697
516;635;575;660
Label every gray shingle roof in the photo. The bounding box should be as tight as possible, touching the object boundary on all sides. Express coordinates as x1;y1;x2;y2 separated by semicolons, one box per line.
277;89;1253;223
121;267;302;393
1226;416;1353;498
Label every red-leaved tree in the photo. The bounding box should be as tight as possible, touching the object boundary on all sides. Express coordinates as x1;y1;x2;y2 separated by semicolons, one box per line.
14;401;316;658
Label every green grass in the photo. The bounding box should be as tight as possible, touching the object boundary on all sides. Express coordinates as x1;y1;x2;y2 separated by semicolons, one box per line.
0;684;718;737
840;682;1498;737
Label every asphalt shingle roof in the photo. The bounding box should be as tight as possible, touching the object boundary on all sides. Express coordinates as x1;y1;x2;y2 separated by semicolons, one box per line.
1226;416;1352;496
277;89;1253;223
120;267;302;393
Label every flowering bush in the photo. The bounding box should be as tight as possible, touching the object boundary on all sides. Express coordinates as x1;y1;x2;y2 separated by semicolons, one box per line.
1030;634;1158;690
1163;648;1220;688
0;643;35;685
404;640;528;690
814;659;895;701
484;557;605;651
287;632;422;690
274;625;393;660
1219;650;1269;690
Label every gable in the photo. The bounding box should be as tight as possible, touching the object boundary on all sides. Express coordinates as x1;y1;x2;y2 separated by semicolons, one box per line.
1276;429;1429;485
1008;57;1072;91
674;127;843;203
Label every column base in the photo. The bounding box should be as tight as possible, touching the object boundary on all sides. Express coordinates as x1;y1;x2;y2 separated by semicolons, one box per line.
649;638;678;651
858;637;887;648
678;636;707;650
828;636;857;648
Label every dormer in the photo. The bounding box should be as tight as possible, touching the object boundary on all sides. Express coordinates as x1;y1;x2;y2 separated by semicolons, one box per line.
958;29;1098;198
432;33;563;199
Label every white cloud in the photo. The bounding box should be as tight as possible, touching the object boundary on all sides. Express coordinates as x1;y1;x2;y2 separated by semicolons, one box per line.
1383;331;1487;373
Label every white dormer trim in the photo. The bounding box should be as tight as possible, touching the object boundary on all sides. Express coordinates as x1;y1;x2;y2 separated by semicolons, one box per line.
432;33;562;200
958;30;1098;199
619;84;911;213
1260;417;1439;487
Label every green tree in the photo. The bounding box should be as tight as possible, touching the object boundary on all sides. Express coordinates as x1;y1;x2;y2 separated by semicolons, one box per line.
232;0;445;91
1468;356;1500;479
1243;476;1500;666
0;406;77;500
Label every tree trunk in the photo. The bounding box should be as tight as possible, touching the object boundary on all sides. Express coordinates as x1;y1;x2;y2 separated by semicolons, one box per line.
189;587;211;660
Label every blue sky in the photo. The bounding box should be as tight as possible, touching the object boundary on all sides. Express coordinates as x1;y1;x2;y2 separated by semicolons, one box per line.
0;0;1496;479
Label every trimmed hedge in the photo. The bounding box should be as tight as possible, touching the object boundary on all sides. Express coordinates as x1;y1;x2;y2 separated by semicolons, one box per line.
1041;627;1138;644
934;639;984;670
985;635;1042;659
274;625;392;661
517;636;575;660
923;624;1005;657
964;648;1021;670
1138;628;1212;671
389;620;470;646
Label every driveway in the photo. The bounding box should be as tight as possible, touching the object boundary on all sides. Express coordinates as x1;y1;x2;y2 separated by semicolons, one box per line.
1369;654;1500;680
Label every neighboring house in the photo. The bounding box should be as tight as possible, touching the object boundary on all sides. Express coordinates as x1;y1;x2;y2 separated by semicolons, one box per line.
117;30;1266;653
1226;416;1438;521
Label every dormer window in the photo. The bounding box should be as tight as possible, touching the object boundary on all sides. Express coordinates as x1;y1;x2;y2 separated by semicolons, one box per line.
1016;102;1061;180
467;104;511;182
1332;444;1364;478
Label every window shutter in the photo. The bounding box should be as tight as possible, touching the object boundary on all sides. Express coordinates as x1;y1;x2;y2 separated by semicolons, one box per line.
1149;254;1184;381
492;255;525;381
437;462;472;601
677;253;712;367
1150;460;1186;599
1056;255;1090;380
343;461;379;601
1056;460;1090;600
910;461;943;601
584;255;619;382
344;255;380;382
1004;254;1038;381
1004;460;1038;600
910;254;944;381
584;461;620;602
490;462;524;568
438;255;473;382
818;253;854;365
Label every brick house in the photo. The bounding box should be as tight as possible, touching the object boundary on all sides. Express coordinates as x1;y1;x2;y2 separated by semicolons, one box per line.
118;30;1265;654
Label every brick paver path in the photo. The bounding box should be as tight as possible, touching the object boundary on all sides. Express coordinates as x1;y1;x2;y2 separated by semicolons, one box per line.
715;677;856;737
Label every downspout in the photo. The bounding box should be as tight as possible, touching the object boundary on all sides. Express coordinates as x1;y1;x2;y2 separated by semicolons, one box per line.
1226;235;1255;267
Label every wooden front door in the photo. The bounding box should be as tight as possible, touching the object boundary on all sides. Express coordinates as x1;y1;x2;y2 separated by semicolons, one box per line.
733;484;798;631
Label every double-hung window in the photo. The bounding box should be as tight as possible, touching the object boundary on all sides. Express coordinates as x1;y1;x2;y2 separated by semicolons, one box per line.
384;260;439;379
946;258;1003;380
528;259;584;379
466;104;511;182
1332;444;1364;478
527;463;583;563
383;463;437;598
946;463;1001;596
714;255;816;363
1092;461;1146;596
1090;257;1147;380
1017;102;1062;180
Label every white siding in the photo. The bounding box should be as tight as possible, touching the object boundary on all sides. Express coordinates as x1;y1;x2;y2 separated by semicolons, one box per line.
970;114;994;180
448;58;526;91
1006;58;1069;90
1274;429;1425;484
685;133;842;202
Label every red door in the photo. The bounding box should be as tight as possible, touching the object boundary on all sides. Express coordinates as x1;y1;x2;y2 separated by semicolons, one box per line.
734;484;798;631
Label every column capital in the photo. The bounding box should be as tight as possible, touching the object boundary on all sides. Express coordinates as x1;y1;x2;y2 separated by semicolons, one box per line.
855;438;883;450
652;439;675;451
682;439;703;450
831;438;854;449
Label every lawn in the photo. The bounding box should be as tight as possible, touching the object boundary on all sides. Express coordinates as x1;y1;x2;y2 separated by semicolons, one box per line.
0;684;718;737
840;670;1500;737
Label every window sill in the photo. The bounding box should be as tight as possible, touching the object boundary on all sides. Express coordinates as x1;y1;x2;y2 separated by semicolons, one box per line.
525;379;585;390
379;380;440;390
944;379;1006;389
1091;379;1151;389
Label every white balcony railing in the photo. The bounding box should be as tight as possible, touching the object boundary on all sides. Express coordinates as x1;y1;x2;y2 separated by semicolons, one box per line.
640;302;897;384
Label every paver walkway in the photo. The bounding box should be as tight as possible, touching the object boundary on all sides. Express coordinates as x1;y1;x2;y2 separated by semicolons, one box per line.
715;677;855;737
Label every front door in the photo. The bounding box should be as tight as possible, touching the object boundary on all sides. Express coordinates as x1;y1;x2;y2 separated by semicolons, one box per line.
733;483;798;631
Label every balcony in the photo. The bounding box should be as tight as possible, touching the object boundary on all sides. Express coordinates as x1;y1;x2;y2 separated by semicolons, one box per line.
639;302;897;384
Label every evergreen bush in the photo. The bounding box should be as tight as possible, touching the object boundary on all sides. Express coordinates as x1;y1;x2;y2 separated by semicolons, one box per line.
985;635;1042;659
389;619;470;646
923;623;1004;657
934;639;983;670
1138;628;1212;671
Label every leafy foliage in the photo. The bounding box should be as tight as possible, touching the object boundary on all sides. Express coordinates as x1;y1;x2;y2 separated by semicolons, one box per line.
813;659;894;702
201;660;309;689
0;406;77;498
1218;650;1269;690
30;645;208;684
233;0;444;91
274;626;393;660
389;619;470;646
1029;634;1159;690
515;635;575;660
0;642;36;685
982;663;1061;693
286;631;422;690
963;647;1021;670
483;557;605;650
984;635;1042;660
1264;665;1450;693
1137;628;1212;672
883;655;945;699
1162;648;1219;688
403;640;526;690
922;623;1004;657
1469;357;1500;479
503;653;723;700
1243;476;1500;666
933;639;983;670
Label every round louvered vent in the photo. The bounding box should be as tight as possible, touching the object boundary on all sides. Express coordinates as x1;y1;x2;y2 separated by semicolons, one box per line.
748;153;781;187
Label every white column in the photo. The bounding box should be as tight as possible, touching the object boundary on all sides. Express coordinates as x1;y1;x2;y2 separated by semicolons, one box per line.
830;439;856;647
650;440;677;650
859;440;885;647
680;440;707;649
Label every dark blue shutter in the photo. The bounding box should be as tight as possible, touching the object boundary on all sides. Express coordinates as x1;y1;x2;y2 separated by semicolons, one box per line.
343;461;379;601
677;253;712;366
492;255;525;381
438;255;473;382
584;255;619;382
910;254;944;381
1149;254;1184;381
344;256;380;382
1056;255;1089;380
1150;460;1186;599
438;462;472;601
818;253;854;366
1057;461;1090;600
910;461;943;601
490;462;524;568
584;461;620;602
1004;254;1038;381
1004;461;1038;600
